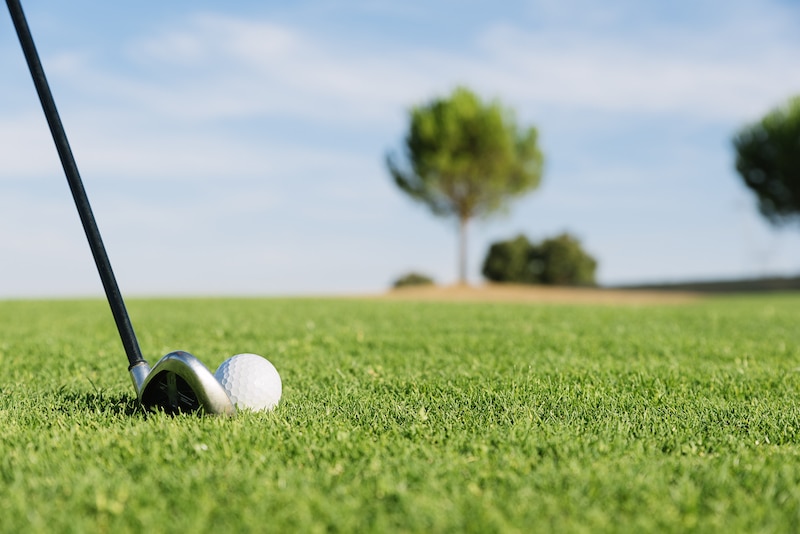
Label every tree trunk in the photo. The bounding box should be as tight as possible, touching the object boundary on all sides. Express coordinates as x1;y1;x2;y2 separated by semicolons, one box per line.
458;216;468;285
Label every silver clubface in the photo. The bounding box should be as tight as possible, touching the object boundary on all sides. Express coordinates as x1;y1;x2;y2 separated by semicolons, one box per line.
132;351;236;416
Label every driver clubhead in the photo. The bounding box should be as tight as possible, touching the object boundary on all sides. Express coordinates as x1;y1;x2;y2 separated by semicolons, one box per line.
137;351;236;416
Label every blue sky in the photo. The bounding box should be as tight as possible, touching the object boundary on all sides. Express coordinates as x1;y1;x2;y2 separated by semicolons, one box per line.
1;0;800;297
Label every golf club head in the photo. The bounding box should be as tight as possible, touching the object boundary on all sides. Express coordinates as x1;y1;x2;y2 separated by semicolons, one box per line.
136;351;236;416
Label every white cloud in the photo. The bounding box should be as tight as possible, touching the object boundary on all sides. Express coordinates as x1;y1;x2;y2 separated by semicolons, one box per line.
114;4;800;131
28;2;799;133
112;14;434;124
472;17;800;120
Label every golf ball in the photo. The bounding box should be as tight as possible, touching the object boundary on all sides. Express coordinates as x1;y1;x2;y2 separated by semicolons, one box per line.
214;353;282;412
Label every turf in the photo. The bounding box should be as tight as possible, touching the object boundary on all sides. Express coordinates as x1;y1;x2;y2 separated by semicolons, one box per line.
1;294;800;532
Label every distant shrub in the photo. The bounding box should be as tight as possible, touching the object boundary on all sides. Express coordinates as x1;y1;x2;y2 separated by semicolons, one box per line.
482;233;597;286
535;233;597;285
393;272;435;288
482;235;540;284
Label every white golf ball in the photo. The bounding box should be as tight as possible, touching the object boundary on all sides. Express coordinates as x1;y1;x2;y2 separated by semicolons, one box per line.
214;353;282;412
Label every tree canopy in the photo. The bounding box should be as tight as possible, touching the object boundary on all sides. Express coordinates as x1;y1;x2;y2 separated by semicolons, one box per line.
386;86;544;284
733;95;800;226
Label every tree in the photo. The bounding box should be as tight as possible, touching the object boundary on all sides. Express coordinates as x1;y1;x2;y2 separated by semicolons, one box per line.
482;232;597;286
733;95;800;226
386;86;544;284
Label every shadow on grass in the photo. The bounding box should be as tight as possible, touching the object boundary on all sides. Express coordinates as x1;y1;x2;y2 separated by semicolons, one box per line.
56;387;142;417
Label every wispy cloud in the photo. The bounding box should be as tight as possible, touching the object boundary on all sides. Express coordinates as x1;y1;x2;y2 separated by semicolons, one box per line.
124;2;800;121
24;2;800;132
114;14;431;124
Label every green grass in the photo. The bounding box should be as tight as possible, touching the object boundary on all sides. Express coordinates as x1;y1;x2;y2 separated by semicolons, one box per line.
1;294;800;532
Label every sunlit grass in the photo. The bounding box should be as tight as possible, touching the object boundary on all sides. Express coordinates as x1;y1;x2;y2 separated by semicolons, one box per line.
1;295;799;532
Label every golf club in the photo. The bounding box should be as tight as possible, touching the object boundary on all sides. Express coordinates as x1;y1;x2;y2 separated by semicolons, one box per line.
7;0;235;416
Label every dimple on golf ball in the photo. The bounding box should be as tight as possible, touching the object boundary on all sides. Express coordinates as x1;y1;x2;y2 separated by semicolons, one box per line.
214;353;282;412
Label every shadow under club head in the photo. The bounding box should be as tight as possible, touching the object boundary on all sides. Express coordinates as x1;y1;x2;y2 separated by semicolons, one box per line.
137;351;236;416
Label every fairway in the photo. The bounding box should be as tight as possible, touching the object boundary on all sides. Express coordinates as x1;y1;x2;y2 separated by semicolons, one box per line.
1;294;800;532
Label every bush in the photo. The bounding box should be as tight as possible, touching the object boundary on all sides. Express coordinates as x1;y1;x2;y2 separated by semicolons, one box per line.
536;233;597;285
482;233;597;286
481;235;540;284
393;272;435;288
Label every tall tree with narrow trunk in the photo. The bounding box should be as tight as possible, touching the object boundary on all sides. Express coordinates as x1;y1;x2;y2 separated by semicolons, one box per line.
386;87;544;284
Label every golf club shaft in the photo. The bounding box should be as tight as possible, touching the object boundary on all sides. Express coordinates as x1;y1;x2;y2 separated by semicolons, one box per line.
7;0;147;369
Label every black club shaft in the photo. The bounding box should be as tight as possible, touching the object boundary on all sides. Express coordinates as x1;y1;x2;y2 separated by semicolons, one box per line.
6;0;146;369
